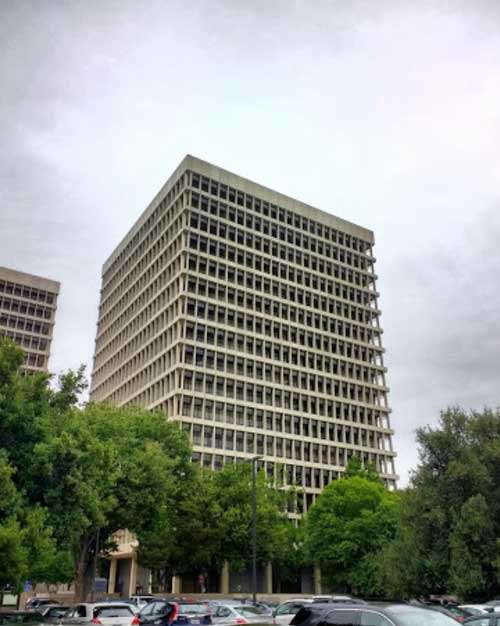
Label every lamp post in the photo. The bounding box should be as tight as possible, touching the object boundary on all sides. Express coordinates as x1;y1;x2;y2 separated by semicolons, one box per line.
251;455;262;603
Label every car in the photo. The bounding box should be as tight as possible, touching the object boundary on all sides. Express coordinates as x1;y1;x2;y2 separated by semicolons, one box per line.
0;612;46;626
273;600;314;626
429;605;474;623
38;607;72;622
25;600;60;611
291;601;460;625
211;604;270;625
460;607;494;616
128;598;156;611
311;598;366;606
464;615;500;625
137;601;212;626
60;603;138;626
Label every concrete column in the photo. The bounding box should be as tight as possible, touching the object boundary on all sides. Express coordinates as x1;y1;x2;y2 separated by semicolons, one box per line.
314;563;322;595
108;558;117;594
129;557;138;597
172;575;182;594
220;562;230;594
265;562;273;594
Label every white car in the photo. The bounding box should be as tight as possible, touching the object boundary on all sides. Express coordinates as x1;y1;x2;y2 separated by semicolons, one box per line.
129;597;156;611
212;604;270;625
61;603;138;626
273;600;314;626
460;604;495;615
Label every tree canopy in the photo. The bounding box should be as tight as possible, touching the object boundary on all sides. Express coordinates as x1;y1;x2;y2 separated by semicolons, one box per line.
378;407;500;601
306;458;400;596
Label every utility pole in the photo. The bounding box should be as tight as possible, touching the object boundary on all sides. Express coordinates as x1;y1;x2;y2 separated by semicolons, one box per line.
251;455;262;603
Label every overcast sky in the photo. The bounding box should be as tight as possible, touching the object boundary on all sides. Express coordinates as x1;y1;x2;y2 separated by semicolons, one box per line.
1;0;499;485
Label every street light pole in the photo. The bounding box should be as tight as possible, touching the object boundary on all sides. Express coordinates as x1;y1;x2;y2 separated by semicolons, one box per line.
251;455;262;604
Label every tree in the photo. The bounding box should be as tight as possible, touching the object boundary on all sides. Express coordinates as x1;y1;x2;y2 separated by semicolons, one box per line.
379;407;500;600
306;461;399;595
137;460;293;589
0;337;194;599
29;401;193;601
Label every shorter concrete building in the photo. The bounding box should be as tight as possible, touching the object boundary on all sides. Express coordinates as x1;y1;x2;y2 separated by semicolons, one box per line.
0;266;60;373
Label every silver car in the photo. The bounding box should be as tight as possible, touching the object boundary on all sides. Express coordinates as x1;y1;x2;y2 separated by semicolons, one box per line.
211;605;269;625
61;603;138;626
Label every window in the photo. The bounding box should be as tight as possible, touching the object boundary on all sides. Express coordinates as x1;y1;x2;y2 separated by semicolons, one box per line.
324;611;360;625
360;612;392;626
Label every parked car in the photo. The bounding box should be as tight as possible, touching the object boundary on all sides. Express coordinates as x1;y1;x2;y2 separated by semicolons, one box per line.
0;612;45;625
137;601;212;626
429;605;473;623
211;604;268;625
273;600;314;626
128;598;156;611
460;607;494;616
291;602;460;625
464;615;500;625
60;603;137;626
209;602;270;616
25;600;59;611
38;606;71;622
311;597;366;606
312;597;350;604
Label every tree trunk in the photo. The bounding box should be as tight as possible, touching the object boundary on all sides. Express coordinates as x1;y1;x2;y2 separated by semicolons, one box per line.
74;536;90;602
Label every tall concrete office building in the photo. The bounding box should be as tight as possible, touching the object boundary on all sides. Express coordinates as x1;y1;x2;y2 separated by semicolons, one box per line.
0;266;60;373
91;155;397;510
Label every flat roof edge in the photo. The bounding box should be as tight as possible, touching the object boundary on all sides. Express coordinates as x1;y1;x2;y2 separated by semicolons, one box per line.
102;154;374;275
0;266;60;293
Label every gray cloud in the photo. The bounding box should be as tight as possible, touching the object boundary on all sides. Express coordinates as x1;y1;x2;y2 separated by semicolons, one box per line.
1;0;499;484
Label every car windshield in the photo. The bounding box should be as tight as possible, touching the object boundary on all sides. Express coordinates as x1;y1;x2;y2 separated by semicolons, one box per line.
387;607;459;625
179;605;207;615
94;607;134;618
246;606;269;615
236;607;262;616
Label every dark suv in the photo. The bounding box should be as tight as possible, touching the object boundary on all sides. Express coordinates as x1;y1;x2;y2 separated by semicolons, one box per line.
291;602;460;626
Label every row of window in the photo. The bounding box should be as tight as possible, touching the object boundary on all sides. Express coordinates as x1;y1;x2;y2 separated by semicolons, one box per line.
104;174;185;293
180;395;389;434
188;235;376;308
187;443;395;489
188;222;375;295
0;314;50;336
188;431;388;480
185;297;383;363
95;273;182;363
0;280;56;305
184;321;383;384
98;244;183;344
188;251;378;322
182;349;383;398
101;210;184;320
0;330;49;354
186;273;380;347
190;200;372;275
25;352;46;368
0;296;53;320
181;364;386;414
189;172;371;254
92;335;178;401
93;298;182;387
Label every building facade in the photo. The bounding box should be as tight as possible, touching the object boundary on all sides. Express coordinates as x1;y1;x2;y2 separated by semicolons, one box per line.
91;156;397;511
0;266;60;373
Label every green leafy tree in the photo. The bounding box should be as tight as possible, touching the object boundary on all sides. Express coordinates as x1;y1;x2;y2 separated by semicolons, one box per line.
306;461;399;595
138;460;292;588
0;338;194;598
379;407;500;600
